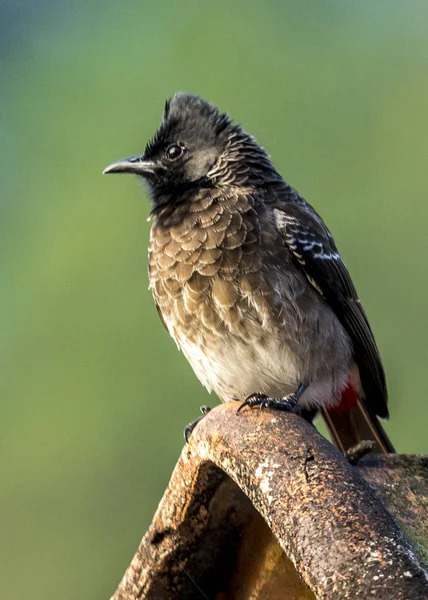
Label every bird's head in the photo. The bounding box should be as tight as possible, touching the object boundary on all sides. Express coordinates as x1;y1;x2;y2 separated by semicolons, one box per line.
103;92;277;207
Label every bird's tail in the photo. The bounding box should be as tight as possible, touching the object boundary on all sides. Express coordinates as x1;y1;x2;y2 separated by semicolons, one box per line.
321;384;395;454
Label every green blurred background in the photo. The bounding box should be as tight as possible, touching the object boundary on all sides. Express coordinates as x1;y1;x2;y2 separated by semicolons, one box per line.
1;1;428;598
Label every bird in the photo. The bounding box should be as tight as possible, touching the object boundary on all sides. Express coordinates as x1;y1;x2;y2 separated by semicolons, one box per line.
103;92;394;454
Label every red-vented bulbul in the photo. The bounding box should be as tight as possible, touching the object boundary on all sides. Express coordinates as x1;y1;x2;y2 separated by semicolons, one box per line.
104;92;394;453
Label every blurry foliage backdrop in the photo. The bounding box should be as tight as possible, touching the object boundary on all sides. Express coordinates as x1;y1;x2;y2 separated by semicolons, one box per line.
1;1;428;598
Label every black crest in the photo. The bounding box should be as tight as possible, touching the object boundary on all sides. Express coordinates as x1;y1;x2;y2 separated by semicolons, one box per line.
144;92;233;159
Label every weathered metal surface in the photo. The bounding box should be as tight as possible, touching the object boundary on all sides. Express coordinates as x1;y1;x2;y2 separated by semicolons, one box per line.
112;402;428;600
359;454;428;571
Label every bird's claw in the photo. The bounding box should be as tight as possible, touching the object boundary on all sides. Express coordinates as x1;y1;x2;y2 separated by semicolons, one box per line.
184;405;211;443
237;392;299;414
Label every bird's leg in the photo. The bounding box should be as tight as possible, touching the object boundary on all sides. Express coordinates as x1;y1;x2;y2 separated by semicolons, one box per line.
184;405;211;443
237;382;308;414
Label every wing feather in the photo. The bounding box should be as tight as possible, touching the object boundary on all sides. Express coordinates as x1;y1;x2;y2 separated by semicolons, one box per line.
274;202;388;418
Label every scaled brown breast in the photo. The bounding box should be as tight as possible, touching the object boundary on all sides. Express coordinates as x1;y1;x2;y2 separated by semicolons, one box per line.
148;188;282;346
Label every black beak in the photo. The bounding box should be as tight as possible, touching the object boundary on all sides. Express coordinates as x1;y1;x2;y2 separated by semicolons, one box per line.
103;155;156;176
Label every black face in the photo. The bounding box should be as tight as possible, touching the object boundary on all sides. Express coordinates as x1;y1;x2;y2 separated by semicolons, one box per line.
142;93;234;192
141;133;218;193
104;93;233;196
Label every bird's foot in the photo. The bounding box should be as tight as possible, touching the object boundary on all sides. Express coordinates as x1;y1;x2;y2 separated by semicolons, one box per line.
237;382;307;415
184;406;211;443
237;392;301;414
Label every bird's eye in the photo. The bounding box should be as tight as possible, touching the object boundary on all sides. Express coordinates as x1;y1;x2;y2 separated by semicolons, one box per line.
166;144;184;160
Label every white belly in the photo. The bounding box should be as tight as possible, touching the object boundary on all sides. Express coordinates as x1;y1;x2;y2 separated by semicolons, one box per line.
179;331;349;411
